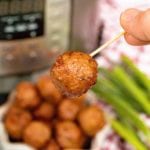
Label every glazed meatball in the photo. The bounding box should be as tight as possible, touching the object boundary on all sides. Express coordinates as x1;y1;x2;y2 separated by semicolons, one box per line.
23;121;51;149
37;75;62;104
58;99;81;121
78;105;105;136
50;51;98;97
34;102;54;120
16;82;40;109
43;140;60;150
4;107;32;140
55;121;84;148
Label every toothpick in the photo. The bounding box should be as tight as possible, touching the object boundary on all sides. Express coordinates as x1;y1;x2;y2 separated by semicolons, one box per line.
90;31;125;57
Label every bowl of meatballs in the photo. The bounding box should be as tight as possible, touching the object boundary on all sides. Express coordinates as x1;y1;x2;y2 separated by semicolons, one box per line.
0;73;106;150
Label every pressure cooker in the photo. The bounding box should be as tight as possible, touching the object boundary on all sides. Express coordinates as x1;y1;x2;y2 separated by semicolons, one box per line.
0;0;102;96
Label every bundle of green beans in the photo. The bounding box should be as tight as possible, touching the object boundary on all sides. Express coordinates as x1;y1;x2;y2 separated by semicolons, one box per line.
92;56;150;150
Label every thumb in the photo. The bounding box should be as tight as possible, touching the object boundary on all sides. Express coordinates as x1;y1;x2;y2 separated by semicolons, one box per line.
120;8;150;44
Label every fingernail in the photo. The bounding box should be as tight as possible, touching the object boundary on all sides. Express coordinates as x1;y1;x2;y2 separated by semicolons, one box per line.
121;9;139;22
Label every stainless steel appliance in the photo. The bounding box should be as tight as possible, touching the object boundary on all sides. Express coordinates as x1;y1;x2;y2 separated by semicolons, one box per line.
0;0;101;95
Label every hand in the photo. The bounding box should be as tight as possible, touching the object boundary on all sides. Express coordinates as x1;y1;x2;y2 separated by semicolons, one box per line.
120;8;150;45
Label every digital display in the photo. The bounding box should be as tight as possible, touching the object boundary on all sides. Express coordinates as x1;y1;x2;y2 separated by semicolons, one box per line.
0;0;45;40
0;0;44;15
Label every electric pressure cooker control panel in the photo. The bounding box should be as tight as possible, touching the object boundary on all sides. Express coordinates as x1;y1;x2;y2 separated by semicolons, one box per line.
0;0;71;93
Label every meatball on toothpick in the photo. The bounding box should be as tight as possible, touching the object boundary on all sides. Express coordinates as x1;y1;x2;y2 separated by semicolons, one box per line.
50;51;98;97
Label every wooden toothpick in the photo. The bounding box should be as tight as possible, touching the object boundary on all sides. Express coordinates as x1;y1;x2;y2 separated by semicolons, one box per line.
90;31;125;57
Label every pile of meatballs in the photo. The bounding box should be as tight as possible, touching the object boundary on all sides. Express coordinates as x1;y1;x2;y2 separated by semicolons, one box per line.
4;75;105;150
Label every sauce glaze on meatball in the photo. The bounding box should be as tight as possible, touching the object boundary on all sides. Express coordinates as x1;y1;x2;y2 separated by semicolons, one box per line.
50;51;98;97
